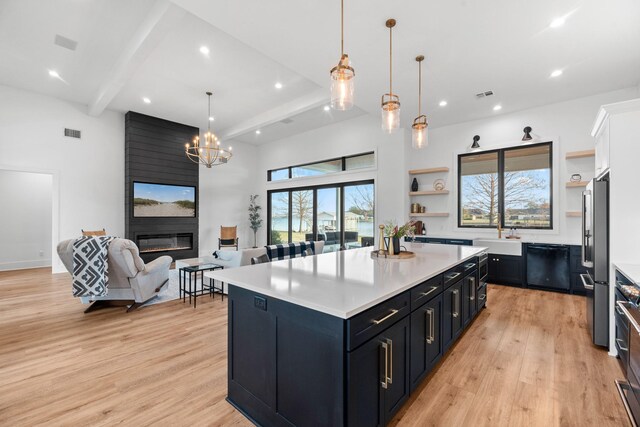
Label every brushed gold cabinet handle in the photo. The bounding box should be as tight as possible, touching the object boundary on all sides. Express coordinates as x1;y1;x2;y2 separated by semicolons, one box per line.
381;341;388;389
426;308;435;344
373;309;399;325
386;338;393;385
452;289;459;318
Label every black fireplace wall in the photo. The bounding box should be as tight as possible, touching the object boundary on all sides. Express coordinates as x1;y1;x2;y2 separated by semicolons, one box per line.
125;112;199;263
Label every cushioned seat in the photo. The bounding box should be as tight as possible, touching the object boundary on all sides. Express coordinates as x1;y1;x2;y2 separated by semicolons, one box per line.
57;238;172;312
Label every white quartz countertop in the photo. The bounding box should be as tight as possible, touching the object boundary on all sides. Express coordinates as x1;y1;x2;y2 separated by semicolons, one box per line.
204;243;487;319
615;263;640;285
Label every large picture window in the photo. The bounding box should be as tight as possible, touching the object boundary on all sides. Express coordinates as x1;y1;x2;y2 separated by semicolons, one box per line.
458;142;552;229
268;180;374;252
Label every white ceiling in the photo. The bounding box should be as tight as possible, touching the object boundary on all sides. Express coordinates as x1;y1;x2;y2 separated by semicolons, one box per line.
1;0;639;144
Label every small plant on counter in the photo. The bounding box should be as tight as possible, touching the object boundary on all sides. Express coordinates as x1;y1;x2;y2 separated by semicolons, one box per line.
384;220;417;239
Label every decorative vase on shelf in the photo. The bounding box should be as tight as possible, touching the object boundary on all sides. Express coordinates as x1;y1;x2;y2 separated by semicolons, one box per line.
411;178;419;192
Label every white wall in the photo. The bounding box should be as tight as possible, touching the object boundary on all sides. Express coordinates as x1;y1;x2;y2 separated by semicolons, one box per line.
257;114;406;247
0;84;125;273
0;170;52;270
404;87;640;244
198;140;259;254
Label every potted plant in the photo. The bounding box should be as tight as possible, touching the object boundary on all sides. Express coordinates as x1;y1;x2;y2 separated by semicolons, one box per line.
248;195;263;248
384;220;416;255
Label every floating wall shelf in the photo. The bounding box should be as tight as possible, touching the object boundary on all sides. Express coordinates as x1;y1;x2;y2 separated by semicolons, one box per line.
566;211;581;217
409;212;449;217
408;167;449;175
409;190;450;196
566;181;589;188
565;149;595;159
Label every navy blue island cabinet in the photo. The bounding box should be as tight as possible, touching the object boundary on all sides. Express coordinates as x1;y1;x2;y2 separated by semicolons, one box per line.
226;257;484;427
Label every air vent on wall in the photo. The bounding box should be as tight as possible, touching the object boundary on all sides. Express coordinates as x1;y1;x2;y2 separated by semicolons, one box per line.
54;34;78;51
280;118;294;124
64;128;81;139
475;90;494;98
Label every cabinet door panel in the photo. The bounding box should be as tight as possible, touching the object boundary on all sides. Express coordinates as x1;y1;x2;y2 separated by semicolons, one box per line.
347;338;384;427
382;316;411;423
410;295;442;390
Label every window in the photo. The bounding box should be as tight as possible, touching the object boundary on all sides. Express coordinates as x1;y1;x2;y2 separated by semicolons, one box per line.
267;152;374;182
458;141;552;229
292;159;342;178
267;180;374;252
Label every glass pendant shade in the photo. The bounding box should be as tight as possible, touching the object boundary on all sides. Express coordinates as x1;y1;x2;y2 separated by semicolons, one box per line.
330;55;355;110
412;115;428;148
381;93;400;133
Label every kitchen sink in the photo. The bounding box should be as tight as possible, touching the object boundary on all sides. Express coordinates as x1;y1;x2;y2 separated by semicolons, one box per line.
473;238;522;256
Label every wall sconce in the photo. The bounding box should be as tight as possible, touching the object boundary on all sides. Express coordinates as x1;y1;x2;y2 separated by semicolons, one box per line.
471;135;480;149
522;126;533;141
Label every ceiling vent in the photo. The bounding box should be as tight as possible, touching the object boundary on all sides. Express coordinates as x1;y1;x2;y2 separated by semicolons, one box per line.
54;34;78;51
280;118;294;124
475;90;494;98
64;128;81;139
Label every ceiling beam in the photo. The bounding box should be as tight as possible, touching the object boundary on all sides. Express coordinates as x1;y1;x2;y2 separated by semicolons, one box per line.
219;88;328;140
87;0;186;116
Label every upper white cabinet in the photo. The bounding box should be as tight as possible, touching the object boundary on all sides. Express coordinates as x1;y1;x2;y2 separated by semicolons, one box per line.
592;116;610;178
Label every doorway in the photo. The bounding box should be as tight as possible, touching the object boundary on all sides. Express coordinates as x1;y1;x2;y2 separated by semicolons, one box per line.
0;170;53;271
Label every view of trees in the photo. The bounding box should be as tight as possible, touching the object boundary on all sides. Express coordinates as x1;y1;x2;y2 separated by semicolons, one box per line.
462;170;549;227
347;185;374;219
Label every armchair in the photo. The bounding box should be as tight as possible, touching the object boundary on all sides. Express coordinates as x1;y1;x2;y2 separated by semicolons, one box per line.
219;226;239;250
57;238;172;312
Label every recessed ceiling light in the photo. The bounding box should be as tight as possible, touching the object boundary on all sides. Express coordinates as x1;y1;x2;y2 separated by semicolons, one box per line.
274;82;283;89
199;46;210;55
256;130;261;135
143;97;151;104
323;105;330;111
439;100;447;107
550;69;563;78
493;105;502;111
48;69;59;78
550;17;566;28
209;116;214;122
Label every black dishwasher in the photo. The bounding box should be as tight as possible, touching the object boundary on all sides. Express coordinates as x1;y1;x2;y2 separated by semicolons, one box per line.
525;244;570;291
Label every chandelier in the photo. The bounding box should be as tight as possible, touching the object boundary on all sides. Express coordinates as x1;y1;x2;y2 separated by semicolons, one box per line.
412;55;428;149
381;19;400;133
185;91;232;168
330;0;355;110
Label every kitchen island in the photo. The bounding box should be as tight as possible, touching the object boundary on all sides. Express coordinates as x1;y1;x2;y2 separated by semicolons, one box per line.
207;243;487;427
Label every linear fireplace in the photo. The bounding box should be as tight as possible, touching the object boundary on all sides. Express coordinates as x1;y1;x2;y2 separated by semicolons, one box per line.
136;233;193;254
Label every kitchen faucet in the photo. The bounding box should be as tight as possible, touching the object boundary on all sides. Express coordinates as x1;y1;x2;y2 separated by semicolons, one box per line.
497;213;502;239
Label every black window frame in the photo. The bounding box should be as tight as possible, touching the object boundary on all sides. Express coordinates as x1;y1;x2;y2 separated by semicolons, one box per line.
267;152;375;182
457;141;553;230
267;179;375;247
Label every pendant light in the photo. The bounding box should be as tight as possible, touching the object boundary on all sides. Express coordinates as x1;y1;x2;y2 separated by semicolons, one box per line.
412;55;427;148
522;126;533;141
185;92;232;168
330;0;355;110
381;19;400;133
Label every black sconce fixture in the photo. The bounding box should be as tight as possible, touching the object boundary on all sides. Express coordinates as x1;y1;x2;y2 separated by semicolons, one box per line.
522;126;533;141
471;135;480;149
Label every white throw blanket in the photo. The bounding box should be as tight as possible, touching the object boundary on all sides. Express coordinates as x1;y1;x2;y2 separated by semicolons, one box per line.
72;236;115;297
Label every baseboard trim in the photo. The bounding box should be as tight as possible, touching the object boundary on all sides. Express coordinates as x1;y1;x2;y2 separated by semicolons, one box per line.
0;259;52;272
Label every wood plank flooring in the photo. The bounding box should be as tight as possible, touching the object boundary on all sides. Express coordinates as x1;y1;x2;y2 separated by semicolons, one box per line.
0;268;630;426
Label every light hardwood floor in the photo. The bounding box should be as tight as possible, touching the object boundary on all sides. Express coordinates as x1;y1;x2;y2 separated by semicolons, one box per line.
0;268;630;426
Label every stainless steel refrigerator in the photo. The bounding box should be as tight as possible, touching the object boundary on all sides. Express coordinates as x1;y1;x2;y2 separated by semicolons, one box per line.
581;175;609;348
